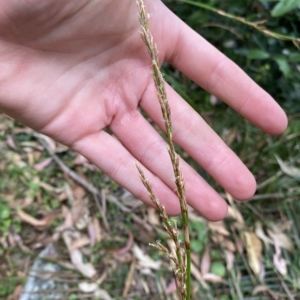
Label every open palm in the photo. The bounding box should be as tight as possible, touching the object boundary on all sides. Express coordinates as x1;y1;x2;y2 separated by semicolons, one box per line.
0;0;287;219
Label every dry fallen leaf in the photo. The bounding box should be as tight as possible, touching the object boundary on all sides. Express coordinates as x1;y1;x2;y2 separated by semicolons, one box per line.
227;206;244;227
188;210;206;224
7;233;17;248
242;231;263;276
73;154;88;165
12;127;33;135
200;246;211;275
191;262;208;288
210;94;218;106
12;234;31;252
36;133;57;153
253;285;279;300
27;151;34;166
7;285;23;300
16;209;60;231
0;235;8;249
8;195;33;209
73;154;95;170
62;206;73;228
223;128;238;146
120;190;141;208
273;238;287;276
60;212;98;279
94;288;113;300
71;198;90;230
33;157;52;170
115;231;134;257
79;282;98;293
132;245;161;270
267;230;293;251
33;150;42;160
73;184;86;200
191;253;200;267
273;220;293;233
266;220;294;267
58;191;68;202
165;279;177;295
6;134;17;150
208;221;230;236
223;239;236;252
275;155;300;178
166;239;177;269
255;222;273;250
147;207;160;225
122;258;137;297
6;151;26;168
225;250;235;271
88;217;102;247
70;236;91;251
63;231;97;278
202;273;224;283
211;235;224;244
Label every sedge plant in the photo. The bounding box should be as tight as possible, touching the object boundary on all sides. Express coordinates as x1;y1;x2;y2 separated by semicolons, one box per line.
135;1;191;299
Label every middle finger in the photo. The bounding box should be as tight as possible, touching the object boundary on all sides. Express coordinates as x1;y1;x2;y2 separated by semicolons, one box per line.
140;82;256;200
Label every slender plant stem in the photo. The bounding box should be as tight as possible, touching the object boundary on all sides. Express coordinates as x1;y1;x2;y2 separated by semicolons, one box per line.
136;0;191;298
136;164;185;274
177;0;300;48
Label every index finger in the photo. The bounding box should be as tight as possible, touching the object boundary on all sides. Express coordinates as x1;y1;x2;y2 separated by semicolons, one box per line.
157;2;287;134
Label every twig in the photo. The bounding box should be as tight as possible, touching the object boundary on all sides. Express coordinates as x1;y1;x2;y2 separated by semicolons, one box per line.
122;258;137;297
257;171;283;190
200;22;243;40
177;0;300;48
102;189;110;231
276;273;295;300
105;195;152;232
33;133;100;196
220;192;286;201
34;132;152;232
96;189;110;231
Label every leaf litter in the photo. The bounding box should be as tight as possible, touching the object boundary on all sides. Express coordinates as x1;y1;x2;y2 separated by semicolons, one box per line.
1;113;300;299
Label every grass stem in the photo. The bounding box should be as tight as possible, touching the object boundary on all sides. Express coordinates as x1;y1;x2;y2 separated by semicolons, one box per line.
136;0;191;298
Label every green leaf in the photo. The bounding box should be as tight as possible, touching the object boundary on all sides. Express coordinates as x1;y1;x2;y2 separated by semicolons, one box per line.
271;0;300;17
189;219;204;233
0;205;11;220
247;49;270;60
211;261;226;277
178;231;184;242
190;220;207;241
220;296;230;300
28;181;40;191
274;57;291;77
289;52;300;62
0;219;11;233
191;240;204;253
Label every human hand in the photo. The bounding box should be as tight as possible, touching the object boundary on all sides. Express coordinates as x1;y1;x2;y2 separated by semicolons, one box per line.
0;0;287;220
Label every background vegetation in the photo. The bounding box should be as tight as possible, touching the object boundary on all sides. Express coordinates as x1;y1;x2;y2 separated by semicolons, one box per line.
0;0;299;299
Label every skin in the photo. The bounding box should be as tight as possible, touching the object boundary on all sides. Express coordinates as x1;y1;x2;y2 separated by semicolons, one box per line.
0;0;287;220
